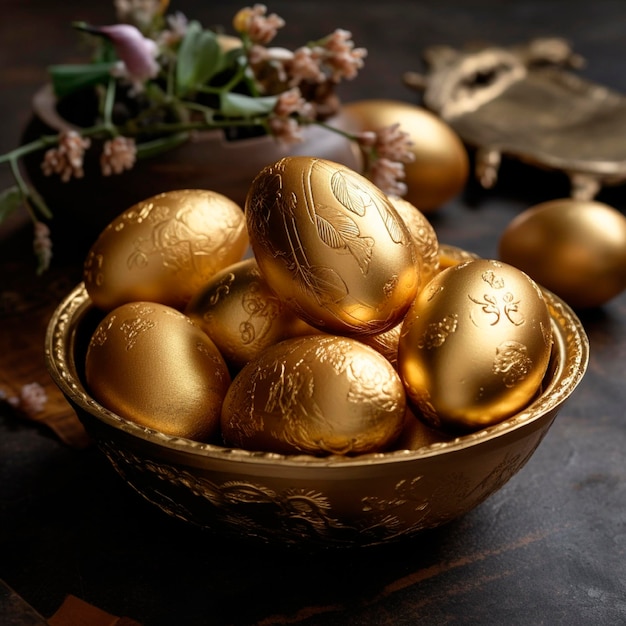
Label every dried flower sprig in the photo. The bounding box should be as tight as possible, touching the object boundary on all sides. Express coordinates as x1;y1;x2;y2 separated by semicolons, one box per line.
0;2;414;273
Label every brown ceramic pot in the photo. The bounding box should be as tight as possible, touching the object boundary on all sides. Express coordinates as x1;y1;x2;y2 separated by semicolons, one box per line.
21;84;359;260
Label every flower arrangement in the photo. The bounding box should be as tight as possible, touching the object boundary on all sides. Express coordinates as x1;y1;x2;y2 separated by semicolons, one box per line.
0;1;415;273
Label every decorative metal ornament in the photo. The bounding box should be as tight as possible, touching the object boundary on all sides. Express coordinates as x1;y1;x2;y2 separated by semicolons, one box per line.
404;37;626;200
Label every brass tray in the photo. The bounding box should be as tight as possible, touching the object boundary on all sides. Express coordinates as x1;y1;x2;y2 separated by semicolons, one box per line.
404;37;626;199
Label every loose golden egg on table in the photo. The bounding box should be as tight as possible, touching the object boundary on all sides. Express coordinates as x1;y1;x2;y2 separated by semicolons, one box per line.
245;156;421;335
221;334;407;455
398;259;553;432
83;189;249;312
338;99;470;213
85;301;231;442
498;198;626;308
185;257;318;372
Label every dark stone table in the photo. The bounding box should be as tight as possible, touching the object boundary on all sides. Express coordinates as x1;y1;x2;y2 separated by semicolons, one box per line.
1;1;624;624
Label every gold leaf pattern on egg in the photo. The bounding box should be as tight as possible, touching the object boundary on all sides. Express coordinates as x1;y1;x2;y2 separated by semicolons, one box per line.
206;271;236;307
119;315;156;350
330;169;368;217
90;317;115;347
492;341;533;388
417;314;458;349
469;290;524;327
314;203;374;274
347;359;401;414
296;265;349;307
329;166;408;245
239;281;282;345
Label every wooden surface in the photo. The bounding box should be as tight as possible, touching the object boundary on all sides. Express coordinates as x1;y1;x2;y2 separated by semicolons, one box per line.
1;1;626;624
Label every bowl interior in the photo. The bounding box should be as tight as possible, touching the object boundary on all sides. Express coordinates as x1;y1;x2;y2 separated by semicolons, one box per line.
46;281;589;467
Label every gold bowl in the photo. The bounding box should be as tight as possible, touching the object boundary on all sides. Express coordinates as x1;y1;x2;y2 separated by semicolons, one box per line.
45;272;588;548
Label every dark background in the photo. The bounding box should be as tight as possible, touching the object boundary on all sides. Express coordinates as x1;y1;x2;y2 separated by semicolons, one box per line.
1;1;625;624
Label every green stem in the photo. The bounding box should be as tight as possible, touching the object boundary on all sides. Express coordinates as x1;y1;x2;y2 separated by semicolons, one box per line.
102;76;117;130
8;157;52;220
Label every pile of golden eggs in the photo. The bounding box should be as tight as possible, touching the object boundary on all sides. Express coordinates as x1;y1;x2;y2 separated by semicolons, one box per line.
82;156;558;457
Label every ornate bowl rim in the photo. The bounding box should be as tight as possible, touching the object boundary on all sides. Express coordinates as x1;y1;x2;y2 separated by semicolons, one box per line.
45;276;589;469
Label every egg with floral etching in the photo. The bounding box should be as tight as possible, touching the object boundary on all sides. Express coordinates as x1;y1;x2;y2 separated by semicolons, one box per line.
85;301;231;441
398;259;552;432
387;195;440;285
221;334;406;455
245;156;421;336
185;257;319;372
83;189;249;312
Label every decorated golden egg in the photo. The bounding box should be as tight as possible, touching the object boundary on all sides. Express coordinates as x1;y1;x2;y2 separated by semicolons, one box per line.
245;156;420;335
356;321;403;368
394;405;454;451
398;259;553;432
83;189;249;312
498;198;626;308
438;243;480;270
185;257;318;371
85;301;231;441
387;195;440;285
221;334;407;455
339;99;469;212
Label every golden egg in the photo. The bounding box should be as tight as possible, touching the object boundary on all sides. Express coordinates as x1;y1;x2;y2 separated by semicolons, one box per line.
85;301;231;441
339;99;469;213
356;321;402;368
387;195;440;285
438;243;480;270
221;334;407;455
245;156;421;335
83;189;249;312
499;198;626;308
398;259;553;432
185;257;318;371
394;406;454;451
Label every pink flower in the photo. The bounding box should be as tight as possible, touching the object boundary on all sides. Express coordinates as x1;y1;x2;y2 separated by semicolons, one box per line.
2;382;48;417
320;29;367;81
100;136;137;176
41;130;91;182
355;124;415;197
98;24;160;84
234;4;285;45
273;87;315;119
287;46;326;85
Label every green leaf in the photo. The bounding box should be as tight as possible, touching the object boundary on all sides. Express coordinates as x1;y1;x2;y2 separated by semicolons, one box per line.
49;62;117;99
0;186;23;223
175;21;225;95
220;92;278;117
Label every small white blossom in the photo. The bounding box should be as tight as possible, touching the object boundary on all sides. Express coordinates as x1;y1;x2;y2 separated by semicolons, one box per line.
2;382;48;417
41;130;91;182
100;136;137;176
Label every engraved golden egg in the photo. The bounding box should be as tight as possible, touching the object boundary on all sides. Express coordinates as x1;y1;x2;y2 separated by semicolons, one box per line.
85;301;231;441
221;334;407;455
387;195;440;285
185;257;318;372
339;99;469;213
398;259;553;432
498;198;626;308
83;189;249;312
245;156;421;335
